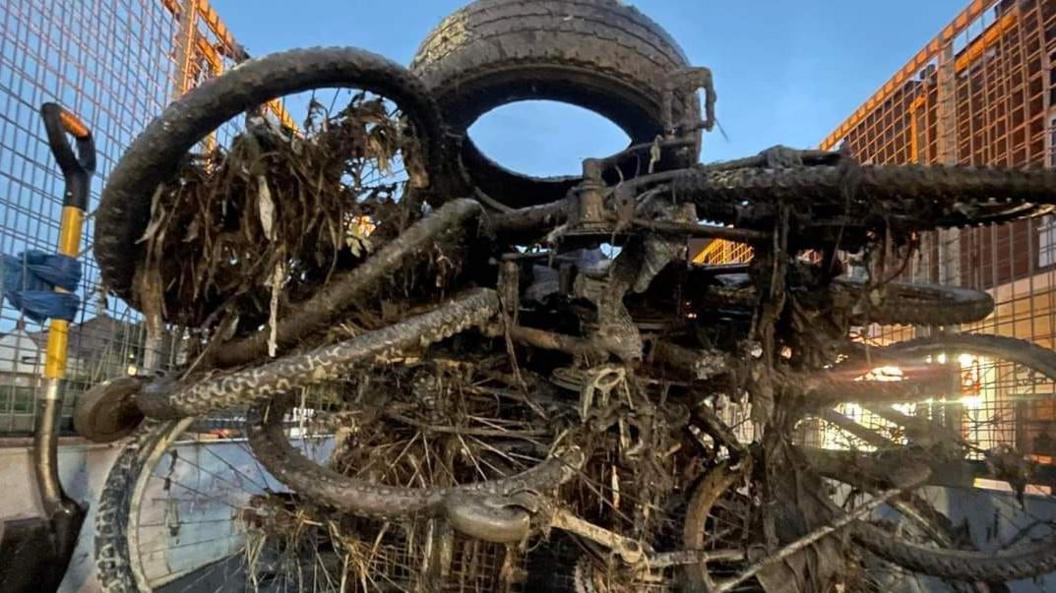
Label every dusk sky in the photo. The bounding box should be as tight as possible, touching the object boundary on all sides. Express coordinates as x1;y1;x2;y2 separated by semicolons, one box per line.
215;2;965;174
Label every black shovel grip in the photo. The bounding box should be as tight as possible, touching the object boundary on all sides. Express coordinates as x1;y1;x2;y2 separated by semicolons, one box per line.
40;103;96;210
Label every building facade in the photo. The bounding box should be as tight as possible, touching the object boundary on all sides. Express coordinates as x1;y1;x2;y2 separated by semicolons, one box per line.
821;0;1056;462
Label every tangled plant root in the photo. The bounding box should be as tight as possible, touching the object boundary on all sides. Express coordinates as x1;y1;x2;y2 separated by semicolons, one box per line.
139;94;425;328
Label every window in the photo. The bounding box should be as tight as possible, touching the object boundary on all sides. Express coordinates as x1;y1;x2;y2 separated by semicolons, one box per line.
1050;52;1056;108
1039;216;1056;268
1050;114;1056;167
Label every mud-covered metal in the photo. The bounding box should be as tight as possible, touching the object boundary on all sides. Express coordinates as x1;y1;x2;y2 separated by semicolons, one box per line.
86;3;1056;591
137;288;501;418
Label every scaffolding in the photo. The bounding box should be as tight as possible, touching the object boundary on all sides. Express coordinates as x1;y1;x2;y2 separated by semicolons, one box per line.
0;0;250;434
816;0;1056;466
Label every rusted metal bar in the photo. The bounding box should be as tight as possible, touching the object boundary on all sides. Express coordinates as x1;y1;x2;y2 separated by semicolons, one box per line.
815;408;895;448
652;341;728;380
633;219;769;244
713;465;930;593
802;373;957;408
487;199;571;238
503;325;600;357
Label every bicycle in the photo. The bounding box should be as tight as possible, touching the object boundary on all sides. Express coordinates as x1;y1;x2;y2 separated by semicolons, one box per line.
82;46;1056;593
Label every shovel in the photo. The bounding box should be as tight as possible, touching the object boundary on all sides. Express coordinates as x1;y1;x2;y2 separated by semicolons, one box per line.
0;103;95;592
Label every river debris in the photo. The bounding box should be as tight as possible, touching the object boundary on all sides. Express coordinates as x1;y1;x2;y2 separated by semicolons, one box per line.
87;3;1056;593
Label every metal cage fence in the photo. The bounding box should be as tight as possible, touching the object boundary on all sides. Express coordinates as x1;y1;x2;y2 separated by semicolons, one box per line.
0;0;245;435
804;0;1056;471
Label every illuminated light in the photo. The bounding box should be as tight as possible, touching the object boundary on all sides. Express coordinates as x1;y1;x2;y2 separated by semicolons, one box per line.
892;403;915;415
353;215;375;235
864;365;903;382
973;477;1052;497
974;478;1010;492
127;365;139;376
937;353;948;364
960;395;983;409
840;402;863;420
958;353;975;367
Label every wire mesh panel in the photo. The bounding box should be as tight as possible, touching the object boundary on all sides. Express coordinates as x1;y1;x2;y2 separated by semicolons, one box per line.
0;0;245;435
691;239;753;265
815;0;1056;470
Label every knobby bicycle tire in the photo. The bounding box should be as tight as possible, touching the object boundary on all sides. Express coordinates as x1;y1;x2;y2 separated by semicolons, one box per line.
245;393;585;521
678;164;1056;229
838;333;1056;582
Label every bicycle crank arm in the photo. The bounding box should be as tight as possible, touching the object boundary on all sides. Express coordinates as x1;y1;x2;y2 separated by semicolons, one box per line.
550;508;648;566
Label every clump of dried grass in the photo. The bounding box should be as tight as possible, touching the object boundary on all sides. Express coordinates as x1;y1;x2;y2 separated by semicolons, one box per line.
240;493;510;593
140;94;424;329
235;355;550;592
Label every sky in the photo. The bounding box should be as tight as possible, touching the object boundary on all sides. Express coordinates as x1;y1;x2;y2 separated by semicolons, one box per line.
213;1;965;176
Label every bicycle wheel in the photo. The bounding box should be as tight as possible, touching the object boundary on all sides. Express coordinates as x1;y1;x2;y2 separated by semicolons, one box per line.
693;269;994;327
133;288;503;420
682;458;989;593
94;47;457;327
681;460;767;593
673;165;1056;230
824;278;994;327
94;419;338;592
800;334;1056;584
807;453;998;593
245;340;586;531
93;298;515;591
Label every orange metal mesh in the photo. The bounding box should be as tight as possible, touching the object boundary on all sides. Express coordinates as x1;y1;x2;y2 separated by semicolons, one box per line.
817;0;1056;462
691;239;753;265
